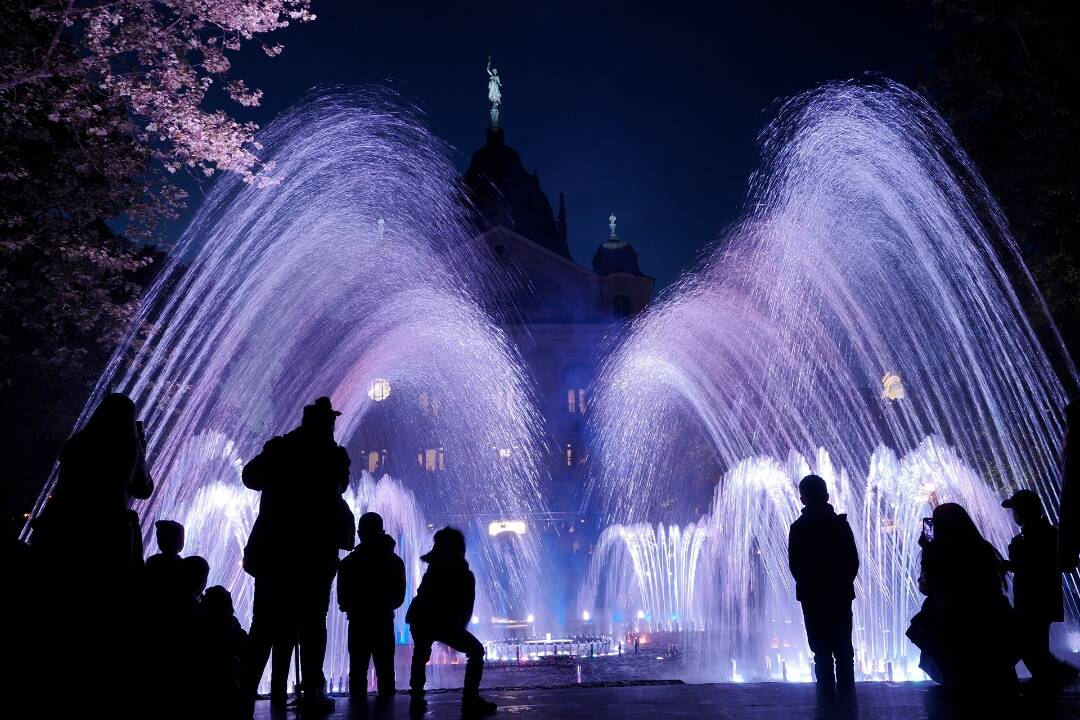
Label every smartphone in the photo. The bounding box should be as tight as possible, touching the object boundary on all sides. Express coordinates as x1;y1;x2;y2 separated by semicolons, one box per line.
921;517;934;541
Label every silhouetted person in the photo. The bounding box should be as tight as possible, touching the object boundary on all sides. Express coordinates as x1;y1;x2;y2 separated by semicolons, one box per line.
906;502;1018;687
339;511;406;698
788;474;859;686
240;396;352;716
145;519;186;599
1059;400;1080;572
27;393;153;709
31;393;153;580
1002;489;1072;682
197;585;249;718
407;528;496;716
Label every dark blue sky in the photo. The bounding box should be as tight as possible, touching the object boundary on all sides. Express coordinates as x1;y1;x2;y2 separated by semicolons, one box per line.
217;0;940;290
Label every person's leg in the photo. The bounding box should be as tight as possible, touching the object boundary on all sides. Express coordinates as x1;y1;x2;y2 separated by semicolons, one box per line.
298;571;334;697
1019;614;1054;680
440;629;486;697
833;603;855;685
349;620;374;696
409;633;433;696
241;576;277;696
801;602;835;685
372;620;397;696
270;632;296;702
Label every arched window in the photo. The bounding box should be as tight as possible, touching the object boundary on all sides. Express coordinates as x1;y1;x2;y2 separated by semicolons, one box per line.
612;295;631;319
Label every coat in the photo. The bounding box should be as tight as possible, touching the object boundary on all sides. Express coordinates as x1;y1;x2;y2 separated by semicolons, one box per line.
787;503;859;604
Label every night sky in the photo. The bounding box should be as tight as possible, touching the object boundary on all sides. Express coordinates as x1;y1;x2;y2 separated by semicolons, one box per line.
215;0;941;291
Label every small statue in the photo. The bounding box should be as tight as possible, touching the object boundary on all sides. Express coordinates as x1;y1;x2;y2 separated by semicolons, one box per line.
486;55;502;108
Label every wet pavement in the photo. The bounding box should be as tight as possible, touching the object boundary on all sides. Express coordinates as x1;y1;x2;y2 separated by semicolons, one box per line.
254;680;1080;719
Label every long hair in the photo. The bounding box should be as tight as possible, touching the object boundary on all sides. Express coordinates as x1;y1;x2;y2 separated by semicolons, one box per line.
81;393;138;439
930;502;1006;591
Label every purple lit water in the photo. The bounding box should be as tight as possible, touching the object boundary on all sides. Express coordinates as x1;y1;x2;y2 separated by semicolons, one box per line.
584;79;1079;681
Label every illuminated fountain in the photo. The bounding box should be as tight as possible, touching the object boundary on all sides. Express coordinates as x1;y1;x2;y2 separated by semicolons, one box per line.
586;79;1078;680
28;90;548;684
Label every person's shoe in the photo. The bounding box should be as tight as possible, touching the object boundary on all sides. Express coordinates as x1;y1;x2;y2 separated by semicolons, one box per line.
461;694;497;716
299;692;336;716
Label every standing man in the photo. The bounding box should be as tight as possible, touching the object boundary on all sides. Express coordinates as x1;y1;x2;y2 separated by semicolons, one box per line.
788;474;860;688
1003;489;1069;682
241;397;352;715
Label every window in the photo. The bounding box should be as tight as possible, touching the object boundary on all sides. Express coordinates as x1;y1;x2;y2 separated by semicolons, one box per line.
419;447;446;471
498;448;512;459
566;442;573;467
567;388;586;414
367;451;379;474
368;378;391;402
612;295;631;319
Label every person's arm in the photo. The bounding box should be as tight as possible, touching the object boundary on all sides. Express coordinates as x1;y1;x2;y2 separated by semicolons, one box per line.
841;518;859;581
391;556;407;610
457;571;476;628
242;438;279;490
336;447;350;494
337;557;352;612
129;435;154;500
787;524;800;582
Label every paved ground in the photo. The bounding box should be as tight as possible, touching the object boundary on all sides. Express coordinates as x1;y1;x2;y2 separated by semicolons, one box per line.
254;681;1080;719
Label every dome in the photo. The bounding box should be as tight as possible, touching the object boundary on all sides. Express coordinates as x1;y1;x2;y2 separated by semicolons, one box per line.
463;127;570;258
591;214;645;276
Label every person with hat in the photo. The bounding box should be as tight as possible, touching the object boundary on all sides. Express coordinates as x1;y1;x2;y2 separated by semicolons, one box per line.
240;396;352;716
1002;489;1070;682
338;511;406;700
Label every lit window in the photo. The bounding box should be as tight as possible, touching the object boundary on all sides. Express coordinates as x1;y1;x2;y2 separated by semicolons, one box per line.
368;378;391;402
566;442;573;466
567;388;576;414
380;449;387;468
420;448;445;472
367;451;379;474
578;388;586;415
498;448;512;459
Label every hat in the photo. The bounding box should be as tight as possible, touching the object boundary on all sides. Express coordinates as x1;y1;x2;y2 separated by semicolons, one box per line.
1002;489;1042;516
308;396;342;417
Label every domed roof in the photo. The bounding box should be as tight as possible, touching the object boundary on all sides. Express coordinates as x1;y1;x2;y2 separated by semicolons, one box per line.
463;127;571;259
592;213;645;276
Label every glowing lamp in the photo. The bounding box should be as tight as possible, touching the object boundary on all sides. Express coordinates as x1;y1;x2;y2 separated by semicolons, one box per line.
368;378;391;402
581;611;591;622
471;615;480;626
488;520;527;537
637;610;645;620
526;614;535;623
881;371;905;401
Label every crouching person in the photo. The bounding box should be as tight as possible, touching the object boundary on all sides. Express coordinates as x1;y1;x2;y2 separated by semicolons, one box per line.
407;528;496;716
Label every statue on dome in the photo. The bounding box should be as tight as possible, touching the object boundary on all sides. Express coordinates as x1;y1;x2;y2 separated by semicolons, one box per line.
486;55;502;127
486;55;502;107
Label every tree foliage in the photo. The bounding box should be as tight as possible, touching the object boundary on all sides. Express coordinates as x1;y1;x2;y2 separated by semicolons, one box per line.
0;0;313;532
921;0;1080;359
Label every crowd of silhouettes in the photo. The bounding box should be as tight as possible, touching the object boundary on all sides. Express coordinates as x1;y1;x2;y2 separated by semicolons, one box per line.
788;412;1080;700
9;390;1080;718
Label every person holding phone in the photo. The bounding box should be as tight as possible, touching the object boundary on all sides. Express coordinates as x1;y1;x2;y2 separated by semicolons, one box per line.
907;503;1018;687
